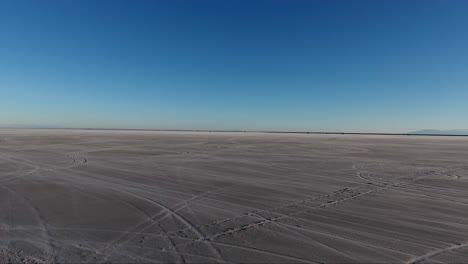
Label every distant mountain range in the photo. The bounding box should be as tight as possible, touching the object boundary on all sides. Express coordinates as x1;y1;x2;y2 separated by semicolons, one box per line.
409;129;468;135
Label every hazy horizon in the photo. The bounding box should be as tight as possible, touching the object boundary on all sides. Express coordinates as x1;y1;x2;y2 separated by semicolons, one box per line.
2;124;468;136
1;0;468;133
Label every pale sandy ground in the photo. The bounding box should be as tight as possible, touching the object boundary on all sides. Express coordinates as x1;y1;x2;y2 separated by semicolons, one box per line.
0;129;467;264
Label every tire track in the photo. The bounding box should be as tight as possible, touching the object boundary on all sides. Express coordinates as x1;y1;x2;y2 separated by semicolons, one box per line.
0;166;40;184
195;188;380;242
172;166;440;247
0;153;226;262
23;232;317;264
99;187;227;263
0;185;56;262
37;167;223;263
166;186;377;249
0;156;41;184
406;242;468;264
162;186;356;239
210;240;321;264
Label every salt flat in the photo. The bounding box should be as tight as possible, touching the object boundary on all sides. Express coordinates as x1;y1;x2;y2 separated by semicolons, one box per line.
0;129;467;263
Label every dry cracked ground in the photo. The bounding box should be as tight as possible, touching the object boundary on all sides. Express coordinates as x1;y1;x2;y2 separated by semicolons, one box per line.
0;129;467;264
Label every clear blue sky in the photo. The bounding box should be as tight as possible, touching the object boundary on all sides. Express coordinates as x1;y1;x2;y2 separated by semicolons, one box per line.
1;0;467;132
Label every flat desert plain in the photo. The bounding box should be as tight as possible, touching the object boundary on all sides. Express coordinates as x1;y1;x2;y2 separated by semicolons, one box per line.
0;129;467;264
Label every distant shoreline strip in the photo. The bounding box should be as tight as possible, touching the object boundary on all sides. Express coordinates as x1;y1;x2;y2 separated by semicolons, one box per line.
0;127;467;137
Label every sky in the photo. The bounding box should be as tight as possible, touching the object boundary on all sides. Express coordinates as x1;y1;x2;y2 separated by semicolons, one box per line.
1;0;468;132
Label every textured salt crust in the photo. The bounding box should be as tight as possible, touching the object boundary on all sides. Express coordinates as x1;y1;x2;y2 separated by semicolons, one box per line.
0;129;467;263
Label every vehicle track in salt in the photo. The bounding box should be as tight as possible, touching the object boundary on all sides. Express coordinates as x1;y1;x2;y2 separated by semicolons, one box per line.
406;241;468;264
45;163;349;263
0;185;56;262
167;186;378;250
0;155;42;181
354;164;468;263
5;158;229;263
175;165;453;260
98;187;228;263
98;187;230;263
146;186;356;241
44;161;231;263
1;151;225;263
354;164;468;205
168;165;441;251
2;130;468;263
0;149;87;184
30;232;319;264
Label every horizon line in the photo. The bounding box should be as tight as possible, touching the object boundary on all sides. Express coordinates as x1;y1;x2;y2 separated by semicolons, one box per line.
1;126;467;137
